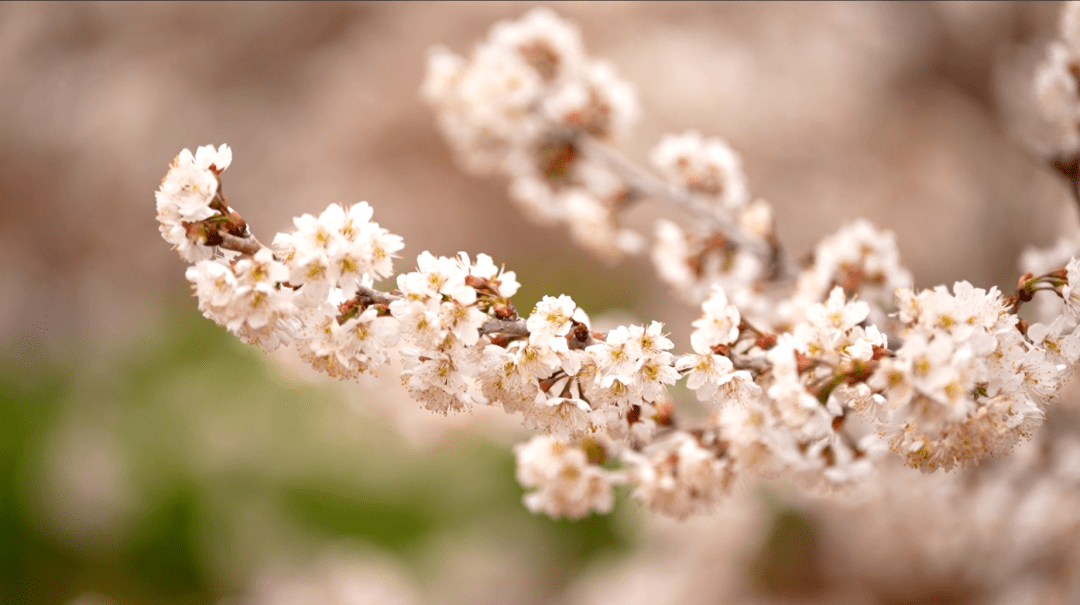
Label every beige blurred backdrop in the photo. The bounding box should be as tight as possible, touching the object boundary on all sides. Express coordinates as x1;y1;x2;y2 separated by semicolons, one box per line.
4;3;1080;604
1;1;1077;358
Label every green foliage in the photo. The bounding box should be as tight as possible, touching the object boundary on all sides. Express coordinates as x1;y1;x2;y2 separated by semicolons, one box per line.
0;296;633;604
746;495;823;598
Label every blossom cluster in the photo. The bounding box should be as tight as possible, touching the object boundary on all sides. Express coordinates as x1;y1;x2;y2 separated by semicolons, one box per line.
155;144;234;263
157;145;404;365
648;133;772;313
393;251;517;414
423;7;642;261
186;248;295;351
877;282;1080;470
156;6;1080;521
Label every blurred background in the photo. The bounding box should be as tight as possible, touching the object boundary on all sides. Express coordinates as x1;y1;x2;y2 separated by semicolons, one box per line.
3;2;1080;604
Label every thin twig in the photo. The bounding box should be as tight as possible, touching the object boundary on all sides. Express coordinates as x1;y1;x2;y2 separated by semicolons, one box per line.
576;135;798;278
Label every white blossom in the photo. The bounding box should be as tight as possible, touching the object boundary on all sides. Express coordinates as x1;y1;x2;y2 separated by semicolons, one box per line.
422;6;640;262
562;189;644;262
274;202;403;298
676;351;759;406
485;7;586;82
293;288;401;381
625;432;731;518
527;295;577;353
1063;257;1080;321
651;131;750;211
867;282;1060;471
650;219;765;312
1020;235;1080;322
526;390;593;440
461;252;520;297
157;146;222;220
544;59;640;141
185;250;295;351
399;347;481;415
1028;315;1080;366
587;322;679;411
787;219;911;326
514;435;621;519
479;340;561;414
691;285;742;349
155;145;232;262
738;198;775;239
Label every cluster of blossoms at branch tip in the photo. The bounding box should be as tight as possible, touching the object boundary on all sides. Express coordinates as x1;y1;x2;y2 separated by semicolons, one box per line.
157;6;1080;521
155;144;233;263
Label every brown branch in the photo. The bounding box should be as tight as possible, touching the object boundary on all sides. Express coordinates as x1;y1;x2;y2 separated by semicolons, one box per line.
480;317;530;338
218;232;265;256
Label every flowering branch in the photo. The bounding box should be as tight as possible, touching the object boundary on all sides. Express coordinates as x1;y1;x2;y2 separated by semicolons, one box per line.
154;7;1080;521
